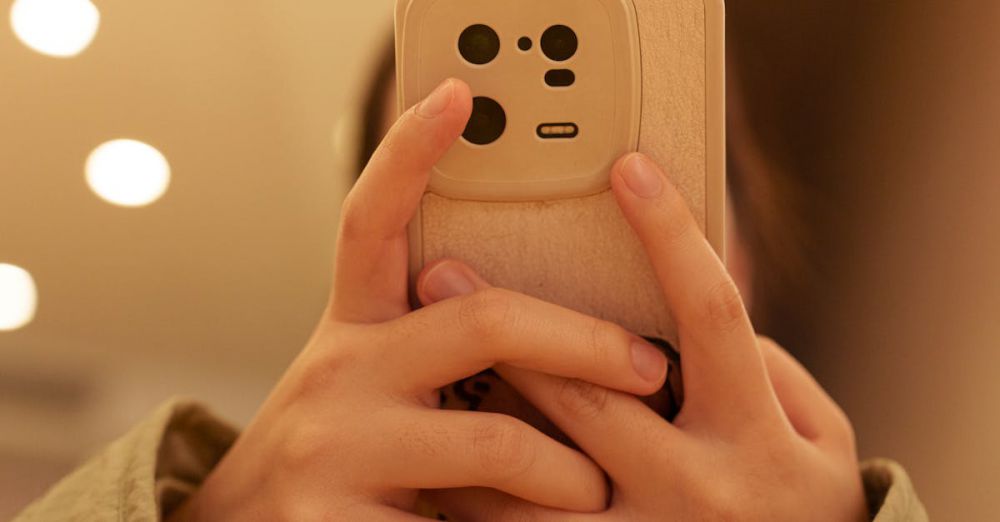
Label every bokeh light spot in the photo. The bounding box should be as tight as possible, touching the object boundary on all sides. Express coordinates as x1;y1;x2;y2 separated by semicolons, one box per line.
9;0;100;58
0;264;38;332
85;139;171;207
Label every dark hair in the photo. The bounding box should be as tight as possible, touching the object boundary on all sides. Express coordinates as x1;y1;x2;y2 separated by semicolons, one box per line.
726;66;809;326
357;36;398;175
354;40;804;328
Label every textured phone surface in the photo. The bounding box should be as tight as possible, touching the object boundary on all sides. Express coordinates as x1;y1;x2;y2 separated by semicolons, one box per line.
398;0;725;343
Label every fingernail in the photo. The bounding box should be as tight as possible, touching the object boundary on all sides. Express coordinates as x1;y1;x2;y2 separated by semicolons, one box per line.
422;263;476;303
631;340;667;383
621;154;663;199
416;79;455;118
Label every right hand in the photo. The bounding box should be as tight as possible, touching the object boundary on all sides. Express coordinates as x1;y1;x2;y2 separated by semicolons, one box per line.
168;79;670;521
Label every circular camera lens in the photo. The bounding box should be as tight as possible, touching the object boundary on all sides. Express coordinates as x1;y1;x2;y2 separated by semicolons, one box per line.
540;25;578;62
459;24;501;65
463;97;507;146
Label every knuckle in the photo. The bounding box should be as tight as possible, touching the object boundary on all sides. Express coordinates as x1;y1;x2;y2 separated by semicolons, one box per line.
471;417;536;479
585;318;615;369
291;326;365;400
702;279;749;333
556;378;610;420
458;288;521;341
294;363;336;402
275;421;332;474
398;419;448;460
695;480;746;522
293;352;352;402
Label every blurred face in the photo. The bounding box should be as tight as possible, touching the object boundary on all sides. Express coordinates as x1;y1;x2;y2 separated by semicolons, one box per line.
372;78;754;433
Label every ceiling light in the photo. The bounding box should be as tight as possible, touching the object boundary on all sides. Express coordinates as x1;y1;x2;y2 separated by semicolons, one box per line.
85;139;171;208
9;0;100;58
0;264;38;332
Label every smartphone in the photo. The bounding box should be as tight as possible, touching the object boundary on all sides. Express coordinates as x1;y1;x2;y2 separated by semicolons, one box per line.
395;0;725;344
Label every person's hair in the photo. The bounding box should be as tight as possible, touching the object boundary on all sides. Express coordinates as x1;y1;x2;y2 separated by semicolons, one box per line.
724;71;808;329
358;37;399;177
354;38;804;329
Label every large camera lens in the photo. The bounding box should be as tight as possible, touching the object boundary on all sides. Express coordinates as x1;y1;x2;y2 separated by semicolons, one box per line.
463;97;507;145
541;25;578;62
459;24;501;65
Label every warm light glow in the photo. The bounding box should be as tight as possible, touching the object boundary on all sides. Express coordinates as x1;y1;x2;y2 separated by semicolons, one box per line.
85;139;171;207
9;0;100;58
0;264;38;332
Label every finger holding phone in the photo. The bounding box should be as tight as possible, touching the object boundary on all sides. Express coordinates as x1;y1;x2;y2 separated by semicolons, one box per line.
418;153;869;522
167;81;670;521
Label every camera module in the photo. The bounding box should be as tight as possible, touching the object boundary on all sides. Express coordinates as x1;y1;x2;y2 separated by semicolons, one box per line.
459;24;501;65
541;25;578;62
463;97;507;146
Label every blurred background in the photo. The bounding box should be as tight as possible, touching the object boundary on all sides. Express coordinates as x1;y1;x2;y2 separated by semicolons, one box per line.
0;0;997;519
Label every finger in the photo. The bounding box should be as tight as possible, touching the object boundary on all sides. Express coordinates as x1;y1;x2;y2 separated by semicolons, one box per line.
422;488;595;522
368;259;668;397
496;365;685;487
610;153;775;424
375;409;609;513
759;337;857;455
330;79;473;323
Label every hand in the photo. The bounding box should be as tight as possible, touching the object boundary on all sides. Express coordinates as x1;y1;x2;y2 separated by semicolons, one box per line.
167;81;672;521
419;153;869;521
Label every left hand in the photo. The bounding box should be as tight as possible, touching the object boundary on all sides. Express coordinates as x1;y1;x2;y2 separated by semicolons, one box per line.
417;153;869;521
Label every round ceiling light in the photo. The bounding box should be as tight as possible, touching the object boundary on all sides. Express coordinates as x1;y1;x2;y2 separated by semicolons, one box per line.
0;264;38;332
9;0;100;58
85;139;171;208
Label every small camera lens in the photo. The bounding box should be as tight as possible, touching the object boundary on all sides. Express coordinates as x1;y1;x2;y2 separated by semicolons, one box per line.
459;24;501;65
463;97;507;146
540;25;578;62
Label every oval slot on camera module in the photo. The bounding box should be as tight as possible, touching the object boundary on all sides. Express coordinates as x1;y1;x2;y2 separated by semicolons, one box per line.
537;123;579;140
545;69;576;87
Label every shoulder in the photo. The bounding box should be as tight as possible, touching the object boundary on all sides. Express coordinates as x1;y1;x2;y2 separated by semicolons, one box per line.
14;399;238;522
862;458;929;522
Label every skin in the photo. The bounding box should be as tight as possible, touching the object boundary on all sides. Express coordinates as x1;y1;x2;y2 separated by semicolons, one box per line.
170;79;867;521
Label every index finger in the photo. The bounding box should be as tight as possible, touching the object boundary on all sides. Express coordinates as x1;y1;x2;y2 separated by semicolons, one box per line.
610;153;777;425
366;260;667;399
330;79;472;324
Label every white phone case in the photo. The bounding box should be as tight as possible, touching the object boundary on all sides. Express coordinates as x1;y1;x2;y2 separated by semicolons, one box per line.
396;0;725;345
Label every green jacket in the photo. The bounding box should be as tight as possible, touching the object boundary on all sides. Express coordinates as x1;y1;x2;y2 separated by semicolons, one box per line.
14;399;928;521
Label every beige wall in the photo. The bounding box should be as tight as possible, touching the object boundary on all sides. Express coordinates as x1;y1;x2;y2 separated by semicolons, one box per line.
1;1;998;519
0;1;393;517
